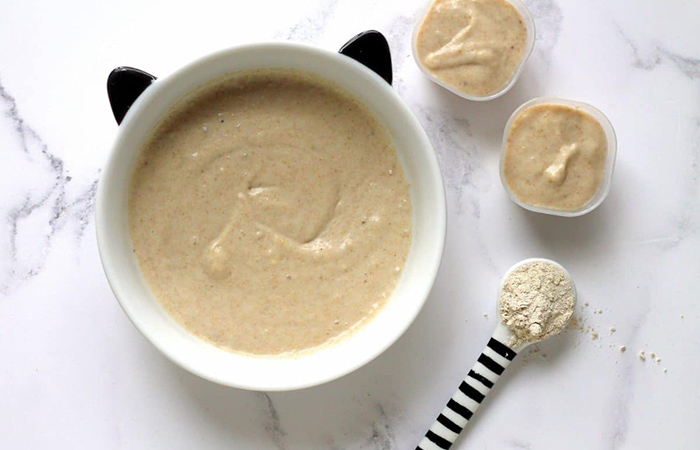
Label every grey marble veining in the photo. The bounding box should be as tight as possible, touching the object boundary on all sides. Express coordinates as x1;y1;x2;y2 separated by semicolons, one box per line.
275;0;340;42
260;393;288;449
384;13;418;96
417;106;484;218
616;23;700;80
606;358;634;449
524;0;563;66
660;48;700;80
677;117;700;227
602;300;652;449
0;77;98;294
360;404;396;450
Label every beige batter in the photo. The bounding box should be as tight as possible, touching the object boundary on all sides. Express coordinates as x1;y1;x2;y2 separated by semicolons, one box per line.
503;104;608;210
415;0;527;97
129;69;412;356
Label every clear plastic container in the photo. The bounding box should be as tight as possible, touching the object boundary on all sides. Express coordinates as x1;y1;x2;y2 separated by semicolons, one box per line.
499;97;618;217
411;0;536;101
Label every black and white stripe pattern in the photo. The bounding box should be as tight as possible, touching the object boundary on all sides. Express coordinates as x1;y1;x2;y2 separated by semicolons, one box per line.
416;338;517;450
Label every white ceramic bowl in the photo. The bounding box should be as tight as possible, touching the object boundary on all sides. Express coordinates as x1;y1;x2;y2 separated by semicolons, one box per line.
96;42;446;391
499;97;617;217
411;0;536;101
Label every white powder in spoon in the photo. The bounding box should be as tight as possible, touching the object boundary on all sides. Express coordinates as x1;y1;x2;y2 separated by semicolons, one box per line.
500;261;576;347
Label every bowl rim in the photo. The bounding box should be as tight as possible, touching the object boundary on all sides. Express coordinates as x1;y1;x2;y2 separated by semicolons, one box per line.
499;96;617;217
96;41;447;391
411;0;536;102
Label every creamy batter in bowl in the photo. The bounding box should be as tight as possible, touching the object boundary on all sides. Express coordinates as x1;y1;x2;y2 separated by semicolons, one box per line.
500;97;617;216
412;0;535;101
97;42;446;390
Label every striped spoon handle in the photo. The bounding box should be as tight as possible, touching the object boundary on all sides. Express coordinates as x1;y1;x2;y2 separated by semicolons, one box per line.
417;336;518;450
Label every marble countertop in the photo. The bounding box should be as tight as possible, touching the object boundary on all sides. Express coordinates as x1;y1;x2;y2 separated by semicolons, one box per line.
1;0;698;448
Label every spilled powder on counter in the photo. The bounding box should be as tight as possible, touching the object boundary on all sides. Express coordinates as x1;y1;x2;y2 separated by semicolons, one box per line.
565;306;670;374
500;261;575;347
566;311;600;344
636;349;667;372
502;271;672;373
521;344;548;364
569;315;585;331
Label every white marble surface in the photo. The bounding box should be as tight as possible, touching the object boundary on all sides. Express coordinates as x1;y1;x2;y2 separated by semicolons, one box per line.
1;0;698;448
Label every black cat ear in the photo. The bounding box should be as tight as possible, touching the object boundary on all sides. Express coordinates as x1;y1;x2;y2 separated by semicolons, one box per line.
339;30;393;85
107;67;157;125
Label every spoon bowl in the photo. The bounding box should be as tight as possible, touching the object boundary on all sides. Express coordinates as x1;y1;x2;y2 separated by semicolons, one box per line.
496;257;577;352
417;258;576;450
